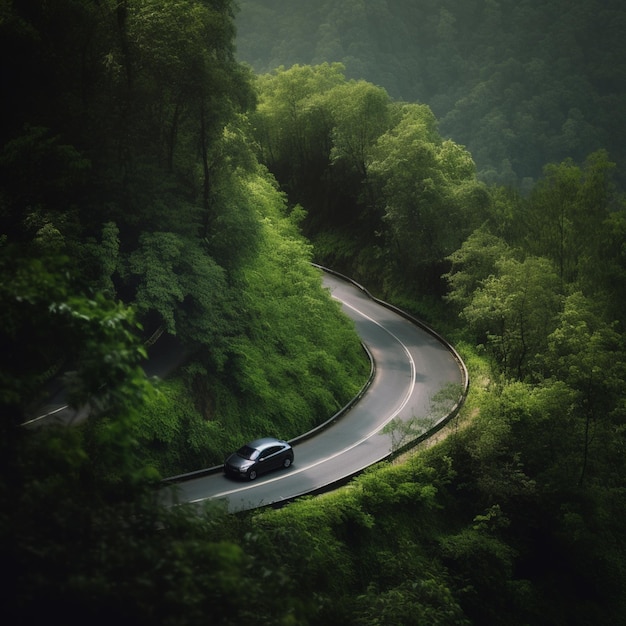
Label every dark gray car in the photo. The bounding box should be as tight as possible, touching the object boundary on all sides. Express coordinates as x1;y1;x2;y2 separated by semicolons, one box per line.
223;437;294;481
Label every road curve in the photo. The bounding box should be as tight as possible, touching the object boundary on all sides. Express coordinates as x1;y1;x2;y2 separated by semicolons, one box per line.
165;269;466;513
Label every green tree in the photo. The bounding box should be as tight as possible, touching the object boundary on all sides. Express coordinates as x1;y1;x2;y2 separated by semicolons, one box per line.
543;291;626;487
368;103;480;292
0;244;150;425
0;241;303;626
460;256;561;379
252;62;346;205
328;80;391;181
126;231;232;356
601;206;626;325
122;0;256;239
440;511;518;624
445;227;513;311
322;79;392;232
524;151;616;286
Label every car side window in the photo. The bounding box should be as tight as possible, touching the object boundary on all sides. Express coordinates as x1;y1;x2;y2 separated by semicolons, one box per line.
261;446;281;458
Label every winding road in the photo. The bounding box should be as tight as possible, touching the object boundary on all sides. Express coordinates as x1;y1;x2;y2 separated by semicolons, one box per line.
165;269;466;513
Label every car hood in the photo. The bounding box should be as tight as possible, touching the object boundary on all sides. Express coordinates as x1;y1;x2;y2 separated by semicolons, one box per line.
225;453;254;470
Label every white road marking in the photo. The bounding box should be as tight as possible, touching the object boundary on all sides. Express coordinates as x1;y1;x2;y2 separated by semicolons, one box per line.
188;298;417;503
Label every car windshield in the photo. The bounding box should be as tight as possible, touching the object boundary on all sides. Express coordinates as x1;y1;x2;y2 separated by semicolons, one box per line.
237;445;259;460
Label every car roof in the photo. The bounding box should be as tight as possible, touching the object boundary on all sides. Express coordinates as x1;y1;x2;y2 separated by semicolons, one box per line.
247;437;288;450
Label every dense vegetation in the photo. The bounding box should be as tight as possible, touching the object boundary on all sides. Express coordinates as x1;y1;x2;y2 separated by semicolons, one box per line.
2;1;626;625
236;0;626;189
0;0;368;476
244;62;626;624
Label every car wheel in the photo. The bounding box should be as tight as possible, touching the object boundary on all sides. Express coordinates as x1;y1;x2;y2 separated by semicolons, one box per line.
283;457;292;469
248;469;257;481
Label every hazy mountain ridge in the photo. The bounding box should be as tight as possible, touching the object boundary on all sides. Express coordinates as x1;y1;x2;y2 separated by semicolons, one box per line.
235;0;626;188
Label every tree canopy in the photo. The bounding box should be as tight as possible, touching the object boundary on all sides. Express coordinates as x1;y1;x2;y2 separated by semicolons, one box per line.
2;1;626;624
251;64;487;294
236;0;626;189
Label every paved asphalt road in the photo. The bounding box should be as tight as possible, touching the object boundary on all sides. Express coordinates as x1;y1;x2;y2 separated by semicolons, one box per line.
164;270;465;513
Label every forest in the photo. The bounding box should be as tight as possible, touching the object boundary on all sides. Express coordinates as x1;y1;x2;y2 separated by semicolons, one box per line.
236;0;626;190
1;1;626;624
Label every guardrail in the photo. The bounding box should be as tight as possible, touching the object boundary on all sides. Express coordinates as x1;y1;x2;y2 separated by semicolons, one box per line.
161;340;375;484
313;264;470;455
162;265;469;485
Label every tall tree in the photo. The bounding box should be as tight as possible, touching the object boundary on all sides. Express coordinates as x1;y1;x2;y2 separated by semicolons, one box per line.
523;150;616;286
368;103;481;291
460;256;561;379
444;228;513;311
328;80;390;181
544;291;625;487
252;62;345;202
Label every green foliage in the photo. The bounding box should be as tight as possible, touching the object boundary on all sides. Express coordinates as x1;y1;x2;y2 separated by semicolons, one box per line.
0;246;68;414
0;0;260;352
131;379;232;476
368;103;484;290
543;292;626;487
434;374;626;624
236;0;626;188
249;458;465;624
128;232;187;333
4;422;295;625
460;255;562;378
253;492;364;598
352;579;469;626
253;66;486;296
80;221;120;298
3;2;626;624
439;518;519;624
523;150;618;287
127;231;228;344
251;63;356;230
328;80;391;177
51;294;151;417
444;228;513;311
220;172;369;443
0;243;150;424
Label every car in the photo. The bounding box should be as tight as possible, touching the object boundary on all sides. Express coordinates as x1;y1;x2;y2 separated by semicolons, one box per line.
223;437;294;481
